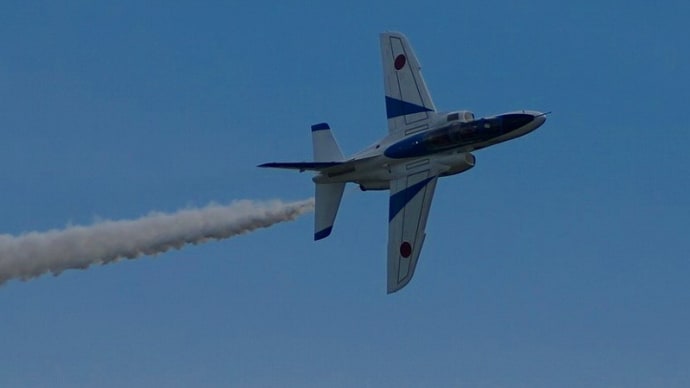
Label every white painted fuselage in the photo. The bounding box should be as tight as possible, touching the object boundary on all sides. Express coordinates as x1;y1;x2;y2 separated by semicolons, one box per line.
313;110;546;191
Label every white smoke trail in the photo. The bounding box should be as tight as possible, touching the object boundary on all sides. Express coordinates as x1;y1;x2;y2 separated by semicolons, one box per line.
0;199;314;285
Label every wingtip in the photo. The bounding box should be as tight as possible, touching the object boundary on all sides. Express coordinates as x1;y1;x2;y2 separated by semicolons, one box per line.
381;30;406;38
387;277;412;294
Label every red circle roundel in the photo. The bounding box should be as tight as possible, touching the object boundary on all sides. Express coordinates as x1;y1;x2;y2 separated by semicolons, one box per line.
400;241;412;258
394;54;406;70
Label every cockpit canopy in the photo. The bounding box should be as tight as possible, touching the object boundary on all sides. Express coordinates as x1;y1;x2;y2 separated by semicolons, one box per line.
445;110;475;123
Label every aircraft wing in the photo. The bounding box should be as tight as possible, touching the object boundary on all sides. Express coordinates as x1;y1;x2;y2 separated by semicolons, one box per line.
380;32;436;137
387;169;439;293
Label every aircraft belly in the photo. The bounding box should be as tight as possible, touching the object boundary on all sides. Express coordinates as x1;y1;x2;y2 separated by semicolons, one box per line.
312;156;392;184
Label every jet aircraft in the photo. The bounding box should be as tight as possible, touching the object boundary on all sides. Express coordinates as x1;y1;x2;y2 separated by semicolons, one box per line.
260;32;547;293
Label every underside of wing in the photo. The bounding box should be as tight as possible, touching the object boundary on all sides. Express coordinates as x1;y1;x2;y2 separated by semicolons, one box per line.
387;170;438;293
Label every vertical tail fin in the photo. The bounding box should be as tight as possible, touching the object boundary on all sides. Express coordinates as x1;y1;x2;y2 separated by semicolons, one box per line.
311;122;345;240
311;122;344;162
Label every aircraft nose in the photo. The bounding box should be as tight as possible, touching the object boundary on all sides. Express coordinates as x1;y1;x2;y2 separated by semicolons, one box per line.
532;111;547;127
500;111;548;132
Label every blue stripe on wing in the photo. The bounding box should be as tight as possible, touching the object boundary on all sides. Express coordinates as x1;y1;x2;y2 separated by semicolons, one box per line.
388;176;435;221
385;96;433;119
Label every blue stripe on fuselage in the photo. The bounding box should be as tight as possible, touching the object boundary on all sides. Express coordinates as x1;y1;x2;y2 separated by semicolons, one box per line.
384;115;525;159
389;176;434;222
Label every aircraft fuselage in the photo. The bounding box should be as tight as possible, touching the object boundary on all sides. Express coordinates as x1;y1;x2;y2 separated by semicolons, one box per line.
313;111;546;191
385;111;545;158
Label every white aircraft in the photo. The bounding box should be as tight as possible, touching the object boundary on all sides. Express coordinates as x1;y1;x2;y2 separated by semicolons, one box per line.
260;32;547;293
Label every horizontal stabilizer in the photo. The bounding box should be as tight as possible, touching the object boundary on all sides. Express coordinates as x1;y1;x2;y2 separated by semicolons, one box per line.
257;162;343;171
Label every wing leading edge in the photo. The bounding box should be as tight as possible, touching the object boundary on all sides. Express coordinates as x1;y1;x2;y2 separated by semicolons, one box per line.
387;170;438;293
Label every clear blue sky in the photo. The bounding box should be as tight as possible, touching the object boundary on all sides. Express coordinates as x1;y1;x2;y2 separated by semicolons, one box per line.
1;1;689;387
